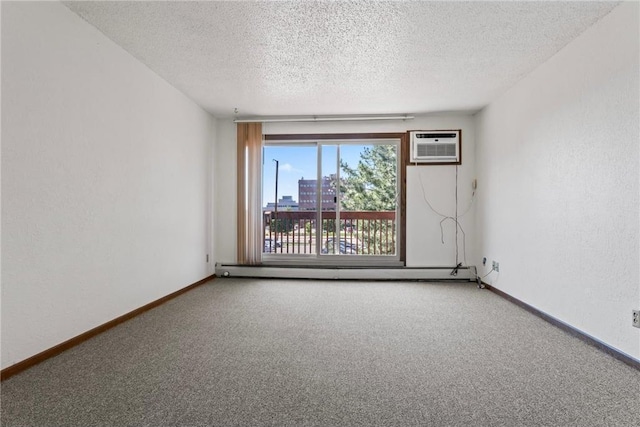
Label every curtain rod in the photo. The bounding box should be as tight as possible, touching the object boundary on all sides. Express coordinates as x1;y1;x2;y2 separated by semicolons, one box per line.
233;115;414;123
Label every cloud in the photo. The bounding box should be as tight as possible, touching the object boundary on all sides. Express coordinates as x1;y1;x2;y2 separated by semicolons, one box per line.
280;163;303;173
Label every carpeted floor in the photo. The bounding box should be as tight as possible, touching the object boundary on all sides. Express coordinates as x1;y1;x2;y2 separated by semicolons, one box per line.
1;278;639;426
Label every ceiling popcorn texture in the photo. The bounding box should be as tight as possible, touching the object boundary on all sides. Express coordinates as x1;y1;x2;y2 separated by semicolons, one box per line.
64;1;619;117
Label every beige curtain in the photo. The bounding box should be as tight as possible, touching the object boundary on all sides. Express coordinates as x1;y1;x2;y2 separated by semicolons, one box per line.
236;122;263;264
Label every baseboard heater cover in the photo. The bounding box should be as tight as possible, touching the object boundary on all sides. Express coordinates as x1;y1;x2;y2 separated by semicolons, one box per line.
215;263;478;281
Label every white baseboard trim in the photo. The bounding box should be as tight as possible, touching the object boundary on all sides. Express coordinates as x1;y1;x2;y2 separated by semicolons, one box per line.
215;263;478;281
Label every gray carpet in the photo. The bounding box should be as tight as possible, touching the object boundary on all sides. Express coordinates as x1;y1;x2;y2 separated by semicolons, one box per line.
1;279;639;426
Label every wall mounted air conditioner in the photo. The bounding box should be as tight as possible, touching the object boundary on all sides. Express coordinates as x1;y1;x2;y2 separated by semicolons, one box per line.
409;130;461;164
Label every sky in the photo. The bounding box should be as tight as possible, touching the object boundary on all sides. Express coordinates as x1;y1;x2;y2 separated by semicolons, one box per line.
262;144;371;206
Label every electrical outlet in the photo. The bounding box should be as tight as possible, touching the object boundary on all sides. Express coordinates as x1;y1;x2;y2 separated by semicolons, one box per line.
492;261;499;272
482;257;487;266
633;310;640;328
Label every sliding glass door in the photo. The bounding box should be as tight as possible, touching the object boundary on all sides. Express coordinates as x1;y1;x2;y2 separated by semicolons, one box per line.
262;144;317;255
262;139;400;264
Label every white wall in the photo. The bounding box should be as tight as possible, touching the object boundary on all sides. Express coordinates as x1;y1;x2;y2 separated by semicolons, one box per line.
1;2;216;369
215;119;238;263
475;2;639;359
215;116;476;267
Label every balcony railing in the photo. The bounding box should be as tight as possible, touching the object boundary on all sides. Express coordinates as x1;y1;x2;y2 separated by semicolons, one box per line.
263;210;396;256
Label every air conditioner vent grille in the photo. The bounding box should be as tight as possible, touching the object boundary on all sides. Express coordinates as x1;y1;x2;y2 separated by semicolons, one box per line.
416;143;457;158
415;133;457;139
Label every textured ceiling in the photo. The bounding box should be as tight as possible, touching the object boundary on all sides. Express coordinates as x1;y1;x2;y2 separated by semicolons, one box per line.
63;1;619;117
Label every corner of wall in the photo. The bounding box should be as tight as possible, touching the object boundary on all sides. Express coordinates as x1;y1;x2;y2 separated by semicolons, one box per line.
474;2;640;358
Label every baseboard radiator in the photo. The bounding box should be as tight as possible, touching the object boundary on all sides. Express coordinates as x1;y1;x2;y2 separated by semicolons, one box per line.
215;263;478;281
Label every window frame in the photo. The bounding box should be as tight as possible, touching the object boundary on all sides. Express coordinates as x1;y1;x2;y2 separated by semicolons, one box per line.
263;133;408;265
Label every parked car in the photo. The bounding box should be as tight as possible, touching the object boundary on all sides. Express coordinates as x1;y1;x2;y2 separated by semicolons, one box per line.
264;238;281;253
321;238;358;255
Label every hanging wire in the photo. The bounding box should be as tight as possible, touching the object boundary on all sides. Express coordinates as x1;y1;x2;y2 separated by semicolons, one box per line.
417;170;470;267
